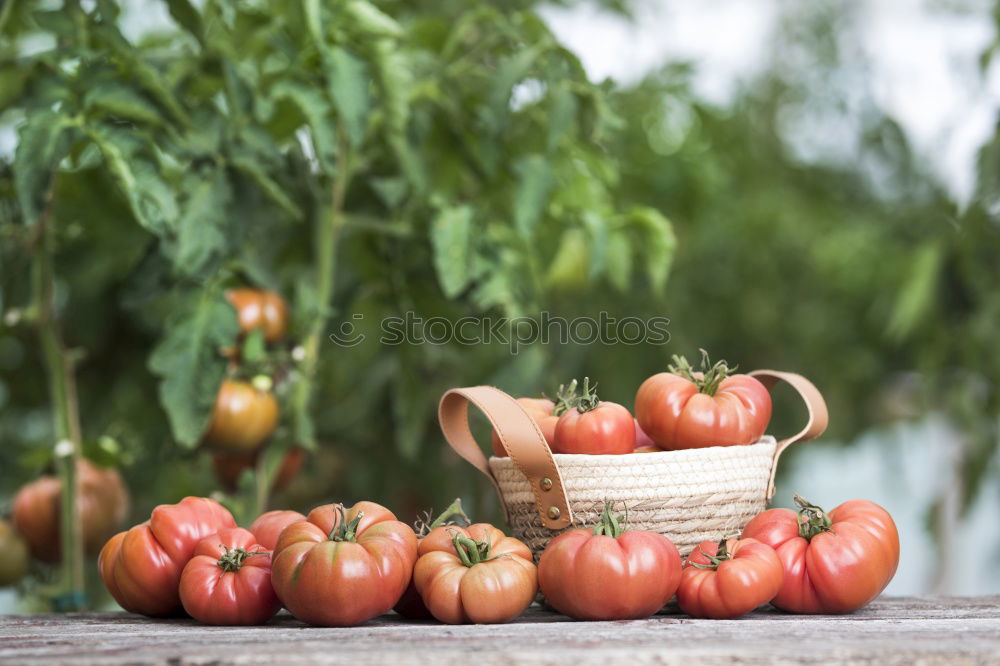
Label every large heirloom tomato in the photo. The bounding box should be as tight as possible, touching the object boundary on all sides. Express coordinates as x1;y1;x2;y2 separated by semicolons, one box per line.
13;459;129;563
248;509;306;551
226;288;289;343
741;494;899;613
179;527;280;625
677;537;783;619
552;379;635;455
202;379;279;453
99;497;236;617
413;523;536;624
271;501;417;626
538;504;681;620
635;351;772;450
491;397;560;457
0;519;29;586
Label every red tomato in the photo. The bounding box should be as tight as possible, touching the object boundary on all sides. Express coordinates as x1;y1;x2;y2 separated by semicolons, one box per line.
271;501;417;626
677;537;783;618
634;419;657;450
98;497;236;617
413;523;536;624
538;504;681;619
552;378;635;455
212;447;306;493
741;494;899;613
179;527;280;625
202;380;279;453
13;459;129;563
635;350;772;450
248;509;306;551
491;397;559;457
225;288;289;343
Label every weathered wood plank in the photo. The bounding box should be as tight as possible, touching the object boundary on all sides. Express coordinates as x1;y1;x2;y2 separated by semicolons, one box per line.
1;596;998;665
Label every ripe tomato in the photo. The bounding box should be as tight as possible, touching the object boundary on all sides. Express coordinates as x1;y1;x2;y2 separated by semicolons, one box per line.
634;419;658;451
677;537;783;619
413;523;536;624
0;519;29;586
538;504;681;620
225;288;289;343
212;447;305;493
741;494;899;613
179;527;280;625
490;397;560;457
248;509;306;551
635;350;772;450
202;379;279;453
552;378;635;455
13;459;129;563
99;496;236;617
271;501;417;626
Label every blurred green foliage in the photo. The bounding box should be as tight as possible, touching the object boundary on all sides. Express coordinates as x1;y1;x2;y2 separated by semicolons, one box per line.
0;0;998;607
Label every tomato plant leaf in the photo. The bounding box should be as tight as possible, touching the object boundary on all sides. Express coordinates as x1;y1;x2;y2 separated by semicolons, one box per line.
430;205;473;297
165;0;203;43
84;81;165;127
325;47;370;148
628;206;676;294
513;154;553;237
268;80;336;171
347;1;402;38
605;230;632;292
174;169;232;276
229;155;303;220
13;110;74;225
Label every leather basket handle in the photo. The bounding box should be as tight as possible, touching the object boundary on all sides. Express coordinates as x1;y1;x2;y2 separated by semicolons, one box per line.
748;370;829;501
439;386;572;529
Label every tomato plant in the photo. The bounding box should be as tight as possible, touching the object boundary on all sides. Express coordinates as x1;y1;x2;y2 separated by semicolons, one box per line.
271;501;417;626
247;510;306;551
202;380;279;453
741;494;899;613
413;523;536;624
212;448;305;493
635;350;772;450
12;460;129;563
0;519;30;587
99;497;236;617
179;527;280;625
552;379;635;455
538;504;681;619
677;537;783;619
225;289;289;344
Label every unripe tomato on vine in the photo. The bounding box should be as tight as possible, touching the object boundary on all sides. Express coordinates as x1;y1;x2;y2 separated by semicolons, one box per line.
202;378;279;453
0;519;29;586
225;289;289;343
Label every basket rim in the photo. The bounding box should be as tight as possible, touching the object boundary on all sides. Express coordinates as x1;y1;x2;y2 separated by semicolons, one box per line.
488;434;777;465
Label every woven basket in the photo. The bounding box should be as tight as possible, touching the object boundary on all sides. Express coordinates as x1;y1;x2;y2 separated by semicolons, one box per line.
439;370;828;559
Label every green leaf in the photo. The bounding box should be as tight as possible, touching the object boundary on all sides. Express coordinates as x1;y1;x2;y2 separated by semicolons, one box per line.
165;0;203;42
582;212;608;279
149;291;240;447
84;81;164;126
13;111;73;225
303;0;323;45
325;47;370;148
346;1;402;37
628;206;676;294
241;328;266;364
886;241;942;341
175;170;231;276
605;230;632;292
546;85;577;150
32;10;74;36
430;205;473;298
269;80;336;171
513;154;553;237
486;46;542;133
229;155;303;220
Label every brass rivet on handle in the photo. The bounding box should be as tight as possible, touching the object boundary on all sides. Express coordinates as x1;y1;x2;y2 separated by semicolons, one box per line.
540;477;553;491
547;506;561;520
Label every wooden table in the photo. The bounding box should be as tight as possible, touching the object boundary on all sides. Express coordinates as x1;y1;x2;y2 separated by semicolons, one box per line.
1;596;997;665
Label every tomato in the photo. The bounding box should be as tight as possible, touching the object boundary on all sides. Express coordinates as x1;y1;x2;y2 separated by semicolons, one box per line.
0;519;30;586
13;459;129;563
271;501;417;626
225;288;289;343
538;504;681;620
179;527;280;625
635;350;772;450
634;419;658;451
212;447;305;493
741;494;899;613
413;523;536;624
491;397;560;457
202;379;279;453
677;537;783;619
248;509;306;551
99;496;236;617
552;378;635;455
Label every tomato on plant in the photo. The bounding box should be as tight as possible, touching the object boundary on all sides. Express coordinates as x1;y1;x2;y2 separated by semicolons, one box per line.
202;379;279;453
226;288;289;343
552;378;635;455
491;397;561;457
0;519;30;587
413;522;536;624
741;494;899;613
677;536;783;619
538;503;681;620
13;459;129;563
248;509;306;551
99;496;236;617
271;501;417;626
212;447;305;493
635;350;772;450
179;527;280;625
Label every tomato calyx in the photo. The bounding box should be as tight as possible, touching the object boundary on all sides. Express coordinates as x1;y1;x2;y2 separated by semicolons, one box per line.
591;502;627;538
668;349;734;397
689;536;737;570
329;505;364;542
414;497;471;537
550;381;579;417
450;531;495;568
794;493;833;540
559;377;601;414
216;545;266;573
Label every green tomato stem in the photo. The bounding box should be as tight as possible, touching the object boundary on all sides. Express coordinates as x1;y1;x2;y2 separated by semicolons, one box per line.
794;493;833;541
